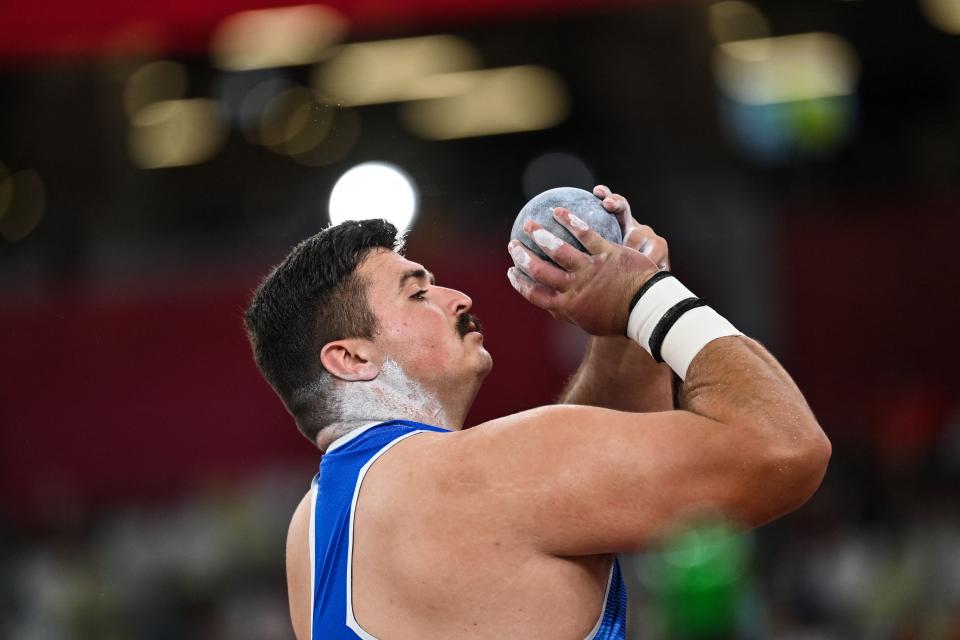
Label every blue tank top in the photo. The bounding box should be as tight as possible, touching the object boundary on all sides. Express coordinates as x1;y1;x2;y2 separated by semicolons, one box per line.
309;419;628;639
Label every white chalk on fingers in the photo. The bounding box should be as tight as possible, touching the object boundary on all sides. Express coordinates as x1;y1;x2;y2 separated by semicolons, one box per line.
567;213;589;231
532;228;564;252
569;214;591;231
509;244;532;270
507;268;521;291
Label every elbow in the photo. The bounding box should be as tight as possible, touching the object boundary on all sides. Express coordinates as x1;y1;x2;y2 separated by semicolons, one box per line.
772;422;832;511
803;417;832;480
750;417;830;523
799;429;831;498
809;427;833;476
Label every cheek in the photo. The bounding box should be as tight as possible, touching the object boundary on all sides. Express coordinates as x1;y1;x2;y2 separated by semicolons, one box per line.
385;315;456;364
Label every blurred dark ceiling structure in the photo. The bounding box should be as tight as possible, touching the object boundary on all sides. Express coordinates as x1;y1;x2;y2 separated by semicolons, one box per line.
1;2;957;261
0;0;653;61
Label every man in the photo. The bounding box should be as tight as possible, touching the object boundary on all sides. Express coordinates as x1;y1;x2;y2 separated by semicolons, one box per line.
244;185;831;639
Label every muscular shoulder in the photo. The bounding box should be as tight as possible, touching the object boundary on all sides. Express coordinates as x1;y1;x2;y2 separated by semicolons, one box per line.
286;491;312;640
348;424;550;554
364;407;621;530
367;408;584;498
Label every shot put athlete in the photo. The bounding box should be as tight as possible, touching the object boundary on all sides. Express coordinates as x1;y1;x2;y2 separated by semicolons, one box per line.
243;185;831;640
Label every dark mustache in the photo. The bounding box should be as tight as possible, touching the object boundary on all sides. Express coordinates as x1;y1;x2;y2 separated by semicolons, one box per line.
457;312;483;337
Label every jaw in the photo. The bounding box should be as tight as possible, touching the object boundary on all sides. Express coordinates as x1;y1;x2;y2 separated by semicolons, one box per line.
445;353;492;429
332;358;450;427
366;332;492;429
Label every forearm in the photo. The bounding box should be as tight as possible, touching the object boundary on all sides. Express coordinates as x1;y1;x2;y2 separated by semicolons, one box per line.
559;335;674;412
680;336;826;454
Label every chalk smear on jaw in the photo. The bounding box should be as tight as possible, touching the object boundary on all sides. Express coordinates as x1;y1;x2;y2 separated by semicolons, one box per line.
331;358;448;432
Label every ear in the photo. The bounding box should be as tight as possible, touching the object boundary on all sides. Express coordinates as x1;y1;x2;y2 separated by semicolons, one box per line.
320;338;380;382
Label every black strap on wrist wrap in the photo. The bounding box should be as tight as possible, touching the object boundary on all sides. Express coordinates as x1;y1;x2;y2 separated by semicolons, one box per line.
648;297;707;362
627;271;674;317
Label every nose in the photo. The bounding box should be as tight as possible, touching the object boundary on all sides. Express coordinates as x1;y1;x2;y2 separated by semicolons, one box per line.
436;285;472;316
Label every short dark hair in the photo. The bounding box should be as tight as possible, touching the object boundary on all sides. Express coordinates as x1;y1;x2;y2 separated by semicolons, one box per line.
244;219;401;443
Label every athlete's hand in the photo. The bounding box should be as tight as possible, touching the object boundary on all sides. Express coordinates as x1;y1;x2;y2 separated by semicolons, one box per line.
507;207;661;336
593;184;670;271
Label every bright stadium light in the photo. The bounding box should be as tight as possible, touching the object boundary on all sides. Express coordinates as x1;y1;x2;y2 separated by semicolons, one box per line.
328;162;418;231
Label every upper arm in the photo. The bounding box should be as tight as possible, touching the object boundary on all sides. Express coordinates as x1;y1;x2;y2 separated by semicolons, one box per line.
445;405;810;556
286;491;312;640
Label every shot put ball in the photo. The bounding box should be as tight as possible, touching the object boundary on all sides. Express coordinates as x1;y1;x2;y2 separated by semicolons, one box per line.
510;187;622;267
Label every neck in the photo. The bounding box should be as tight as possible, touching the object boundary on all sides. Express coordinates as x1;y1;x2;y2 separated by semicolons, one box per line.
318;359;467;450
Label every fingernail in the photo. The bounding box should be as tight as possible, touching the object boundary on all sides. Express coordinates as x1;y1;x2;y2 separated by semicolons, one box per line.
603;198;616;208
509;244;531;269
532;228;563;252
568;213;589;231
506;268;520;290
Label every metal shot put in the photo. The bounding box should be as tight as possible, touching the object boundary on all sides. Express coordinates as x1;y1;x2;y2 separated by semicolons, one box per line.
243;184;830;639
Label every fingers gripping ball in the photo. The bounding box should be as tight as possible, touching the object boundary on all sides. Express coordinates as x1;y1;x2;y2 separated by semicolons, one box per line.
510;187;622;269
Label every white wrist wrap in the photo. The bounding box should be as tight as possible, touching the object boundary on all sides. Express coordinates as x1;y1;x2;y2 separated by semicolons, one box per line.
626;273;743;380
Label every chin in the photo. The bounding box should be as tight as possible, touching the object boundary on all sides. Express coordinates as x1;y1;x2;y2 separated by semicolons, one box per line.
452;352;491;392
473;346;493;377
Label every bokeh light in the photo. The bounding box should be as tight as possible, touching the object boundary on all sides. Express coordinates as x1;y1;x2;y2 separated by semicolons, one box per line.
211;5;348;71
123;60;187;120
400;66;569;140
328;162;418;231
127;99;227;169
713;32;859;106
231;75;296;142
0;168;46;241
720;95;859;162
639;519;753;638
259;87;331;149
708;1;771;44
920;0;960;34
313;35;481;106
712;32;860;163
290;106;360;167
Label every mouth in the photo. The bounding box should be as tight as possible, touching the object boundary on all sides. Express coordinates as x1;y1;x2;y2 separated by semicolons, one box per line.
457;313;483;339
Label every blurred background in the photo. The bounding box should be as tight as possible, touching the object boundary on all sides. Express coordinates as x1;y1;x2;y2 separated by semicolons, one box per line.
2;0;960;638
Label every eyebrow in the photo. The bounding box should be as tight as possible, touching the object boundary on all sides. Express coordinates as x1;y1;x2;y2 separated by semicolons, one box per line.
398;268;436;291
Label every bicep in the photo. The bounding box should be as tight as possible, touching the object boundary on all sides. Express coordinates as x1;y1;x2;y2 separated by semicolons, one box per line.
286;492;312;640
459;406;778;556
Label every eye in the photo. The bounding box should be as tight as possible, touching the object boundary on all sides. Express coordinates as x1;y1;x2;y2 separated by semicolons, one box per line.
411;289;428;300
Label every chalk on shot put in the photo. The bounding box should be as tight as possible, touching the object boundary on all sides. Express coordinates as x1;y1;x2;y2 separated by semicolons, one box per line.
510;187;622;269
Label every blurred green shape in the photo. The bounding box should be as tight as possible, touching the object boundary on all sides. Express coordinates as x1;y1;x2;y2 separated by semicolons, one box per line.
641;519;752;639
